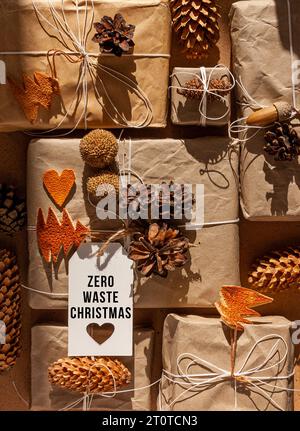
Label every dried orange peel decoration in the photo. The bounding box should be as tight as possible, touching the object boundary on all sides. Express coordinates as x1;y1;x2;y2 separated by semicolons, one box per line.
8;71;60;124
43;169;76;208
37;207;89;263
215;285;273;331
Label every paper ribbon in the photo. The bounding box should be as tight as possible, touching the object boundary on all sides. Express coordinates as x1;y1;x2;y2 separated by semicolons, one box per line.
0;0;171;134
159;334;295;412
228;0;299;144
170;64;236;127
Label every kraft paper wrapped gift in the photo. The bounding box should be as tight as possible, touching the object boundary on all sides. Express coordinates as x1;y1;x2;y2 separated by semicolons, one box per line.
230;0;300;220
0;0;171;131
31;325;154;411
27;137;240;309
171;67;231;126
159;314;294;411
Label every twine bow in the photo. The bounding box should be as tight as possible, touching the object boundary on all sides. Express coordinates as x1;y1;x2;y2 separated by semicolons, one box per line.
29;0;158;134
160;334;294;412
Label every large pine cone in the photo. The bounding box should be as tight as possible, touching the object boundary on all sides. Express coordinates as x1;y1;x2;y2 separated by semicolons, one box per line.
120;182;194;221
0;184;26;234
248;247;300;292
128;223;189;277
170;0;220;59
0;250;21;372
264;122;300;161
48;357;131;394
92;14;135;57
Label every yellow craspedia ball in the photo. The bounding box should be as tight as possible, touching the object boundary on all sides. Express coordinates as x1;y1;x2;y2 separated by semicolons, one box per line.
80;129;118;168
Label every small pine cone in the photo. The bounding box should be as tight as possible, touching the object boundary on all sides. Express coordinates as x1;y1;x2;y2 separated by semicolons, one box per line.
128;222;190;277
178;76;231;101
264;122;300;161
48;357;131;394
92;14;135;57
120;182;194;221
170;0;221;59
0;184;26;234
248;247;300;293
0;249;21;372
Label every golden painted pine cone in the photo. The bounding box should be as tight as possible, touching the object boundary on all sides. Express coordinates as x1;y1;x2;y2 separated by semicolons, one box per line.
170;0;221;59
128;223;190;277
48;357;131;394
0;249;21;372
248;247;300;293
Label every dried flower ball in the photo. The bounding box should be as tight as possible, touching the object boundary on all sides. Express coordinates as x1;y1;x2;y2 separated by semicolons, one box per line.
80;129;118;168
87;171;120;199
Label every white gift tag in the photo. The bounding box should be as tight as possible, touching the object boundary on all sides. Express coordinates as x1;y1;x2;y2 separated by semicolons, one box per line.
68;242;133;356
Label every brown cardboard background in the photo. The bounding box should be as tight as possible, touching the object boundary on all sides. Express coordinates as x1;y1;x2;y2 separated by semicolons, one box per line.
0;0;299;411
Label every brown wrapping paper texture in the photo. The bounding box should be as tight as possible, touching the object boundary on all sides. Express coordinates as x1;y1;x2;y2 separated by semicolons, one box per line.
230;0;300;220
0;0;171;131
27;137;240;309
31;325;154;411
160;314;294;411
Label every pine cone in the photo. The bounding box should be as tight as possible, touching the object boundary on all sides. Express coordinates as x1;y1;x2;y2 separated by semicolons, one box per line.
120;182;194;221
264;122;300;161
248;247;300;292
0;184;26;234
0;250;21;372
128;223;189;277
178;76;231;100
170;0;221;59
48;357;131;394
92;13;135;57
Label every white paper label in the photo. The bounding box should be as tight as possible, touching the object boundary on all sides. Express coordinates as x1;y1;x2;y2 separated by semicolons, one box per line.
68;242;133;356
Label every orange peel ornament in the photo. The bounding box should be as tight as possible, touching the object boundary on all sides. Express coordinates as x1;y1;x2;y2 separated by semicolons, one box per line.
37;207;89;263
215;285;273;331
43;169;76;208
8;71;60;124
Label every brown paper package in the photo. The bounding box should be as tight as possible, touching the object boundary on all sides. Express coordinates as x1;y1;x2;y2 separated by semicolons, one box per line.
159;314;294;411
230;0;300;221
27;137;240;309
31;325;154;411
171;67;231;126
0;0;171;131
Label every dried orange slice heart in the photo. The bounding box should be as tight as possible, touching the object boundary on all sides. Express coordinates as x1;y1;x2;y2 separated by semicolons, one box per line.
43;169;75;208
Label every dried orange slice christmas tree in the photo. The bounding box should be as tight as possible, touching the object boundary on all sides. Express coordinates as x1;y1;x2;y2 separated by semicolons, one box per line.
215;285;273;331
8;71;60;123
215;285;273;376
37;207;89;263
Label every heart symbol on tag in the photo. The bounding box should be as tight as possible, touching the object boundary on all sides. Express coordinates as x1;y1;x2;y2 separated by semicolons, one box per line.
43;169;76;208
86;323;115;345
